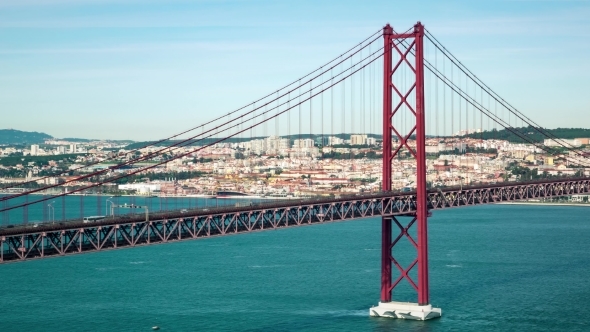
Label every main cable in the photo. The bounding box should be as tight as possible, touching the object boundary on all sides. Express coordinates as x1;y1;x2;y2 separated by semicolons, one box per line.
1;28;384;191
1;36;388;202
425;30;585;155
0;41;392;212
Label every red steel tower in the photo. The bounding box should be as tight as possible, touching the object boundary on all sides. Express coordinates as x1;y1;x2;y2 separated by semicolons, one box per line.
370;22;441;320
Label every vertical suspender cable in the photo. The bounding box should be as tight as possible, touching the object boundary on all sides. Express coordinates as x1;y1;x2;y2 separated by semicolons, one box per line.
299;80;302;156
287;92;291;146
331;69;334;142
450;57;453;138
351;56;354;162
342;62;345;145
321;69;324;147
435;43;439;139
310;79;313;145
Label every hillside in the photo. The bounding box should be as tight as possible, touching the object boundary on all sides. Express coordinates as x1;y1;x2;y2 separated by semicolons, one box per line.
124;128;590;149
124;133;383;150
0;129;53;145
464;127;590;144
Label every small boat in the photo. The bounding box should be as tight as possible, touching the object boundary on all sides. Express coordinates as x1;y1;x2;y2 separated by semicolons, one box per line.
152;326;160;331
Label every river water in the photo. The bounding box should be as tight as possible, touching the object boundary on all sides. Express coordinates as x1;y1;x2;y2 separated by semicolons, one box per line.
0;194;264;225
0;204;589;331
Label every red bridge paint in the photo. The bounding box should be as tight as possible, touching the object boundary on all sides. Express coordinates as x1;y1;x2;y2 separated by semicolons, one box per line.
382;22;429;305
1;178;589;263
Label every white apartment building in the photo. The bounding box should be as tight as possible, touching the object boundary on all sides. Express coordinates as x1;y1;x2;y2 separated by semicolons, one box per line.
265;136;290;153
350;134;368;145
30;144;39;156
289;147;321;158
118;183;161;194
328;136;344;146
242;139;265;155
293;139;315;149
239;136;291;155
544;139;582;147
251;139;266;155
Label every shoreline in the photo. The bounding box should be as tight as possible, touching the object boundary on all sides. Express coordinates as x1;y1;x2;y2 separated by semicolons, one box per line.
0;192;301;200
1;193;587;204
497;202;590;207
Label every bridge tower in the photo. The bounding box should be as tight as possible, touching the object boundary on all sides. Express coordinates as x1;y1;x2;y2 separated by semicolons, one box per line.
369;22;441;320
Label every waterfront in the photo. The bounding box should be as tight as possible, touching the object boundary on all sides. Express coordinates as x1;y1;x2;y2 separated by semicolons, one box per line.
0;195;266;226
0;204;589;331
499;201;590;207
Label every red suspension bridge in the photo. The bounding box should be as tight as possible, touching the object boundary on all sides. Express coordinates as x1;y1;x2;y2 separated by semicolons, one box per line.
1;22;589;320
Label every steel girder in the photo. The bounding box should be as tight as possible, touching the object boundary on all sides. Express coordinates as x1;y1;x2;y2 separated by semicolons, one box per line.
2;178;589;264
427;179;590;209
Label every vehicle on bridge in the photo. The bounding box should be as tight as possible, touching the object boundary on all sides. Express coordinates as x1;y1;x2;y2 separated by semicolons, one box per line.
83;216;106;223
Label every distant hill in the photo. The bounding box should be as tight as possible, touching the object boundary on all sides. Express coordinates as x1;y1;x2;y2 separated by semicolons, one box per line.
124;133;383;150
0;130;137;146
464;127;590;144
61;137;92;143
0;129;53;145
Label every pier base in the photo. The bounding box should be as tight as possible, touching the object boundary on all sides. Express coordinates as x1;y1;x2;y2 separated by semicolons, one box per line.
369;301;441;320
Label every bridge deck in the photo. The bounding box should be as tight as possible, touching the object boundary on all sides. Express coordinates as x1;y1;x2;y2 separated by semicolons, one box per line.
1;178;588;263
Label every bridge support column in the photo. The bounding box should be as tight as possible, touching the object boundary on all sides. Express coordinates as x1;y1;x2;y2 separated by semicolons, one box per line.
370;301;441;320
380;216;392;301
370;21;440;320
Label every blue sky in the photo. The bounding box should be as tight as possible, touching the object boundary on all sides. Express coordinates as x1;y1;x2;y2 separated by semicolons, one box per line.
1;0;589;140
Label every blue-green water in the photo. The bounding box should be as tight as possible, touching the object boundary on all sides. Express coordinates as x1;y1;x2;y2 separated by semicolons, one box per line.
1;204;589;331
0;194;263;225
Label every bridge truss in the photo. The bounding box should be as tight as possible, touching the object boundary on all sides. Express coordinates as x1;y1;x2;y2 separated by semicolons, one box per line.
2;178;588;264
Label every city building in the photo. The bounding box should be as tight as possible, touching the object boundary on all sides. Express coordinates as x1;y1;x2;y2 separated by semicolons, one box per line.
118;183;161;195
350;134;368;145
30;144;39;156
328;136;344;146
265;136;290;153
293;138;315;149
315;136;329;146
544;139;581;147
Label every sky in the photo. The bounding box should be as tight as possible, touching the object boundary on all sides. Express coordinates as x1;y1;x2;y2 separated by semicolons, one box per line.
1;0;589;140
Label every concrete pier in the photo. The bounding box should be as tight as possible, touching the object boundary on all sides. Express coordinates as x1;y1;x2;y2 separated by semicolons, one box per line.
370;301;441;320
